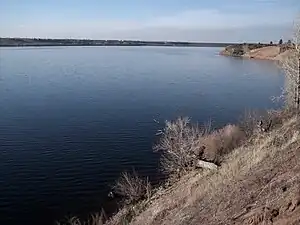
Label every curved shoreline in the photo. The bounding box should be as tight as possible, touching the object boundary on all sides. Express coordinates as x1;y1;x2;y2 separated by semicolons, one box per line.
220;44;292;61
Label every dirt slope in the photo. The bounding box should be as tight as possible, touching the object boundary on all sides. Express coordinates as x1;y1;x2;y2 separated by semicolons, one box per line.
126;115;300;225
244;46;281;60
221;45;291;61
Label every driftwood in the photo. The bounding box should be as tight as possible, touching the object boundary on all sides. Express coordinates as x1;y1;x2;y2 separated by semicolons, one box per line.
196;160;218;170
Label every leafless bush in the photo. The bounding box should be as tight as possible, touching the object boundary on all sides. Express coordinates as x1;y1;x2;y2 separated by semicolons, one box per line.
153;117;207;175
154;117;245;175
239;110;266;137
239;109;296;138
113;171;151;204
238;109;280;137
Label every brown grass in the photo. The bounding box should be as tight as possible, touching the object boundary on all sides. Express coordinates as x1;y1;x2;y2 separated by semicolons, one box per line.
56;211;106;225
128;111;300;225
59;109;300;225
56;171;151;225
200;124;245;164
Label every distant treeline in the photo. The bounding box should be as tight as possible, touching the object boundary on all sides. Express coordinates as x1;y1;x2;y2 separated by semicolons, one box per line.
0;38;236;47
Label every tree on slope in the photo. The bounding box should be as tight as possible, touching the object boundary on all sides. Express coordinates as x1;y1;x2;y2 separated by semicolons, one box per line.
280;16;300;110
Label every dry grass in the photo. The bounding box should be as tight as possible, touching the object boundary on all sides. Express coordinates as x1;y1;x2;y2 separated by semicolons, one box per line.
56;211;106;225
128;112;300;225
57;172;151;225
246;46;281;60
200;123;245;164
59;109;300;225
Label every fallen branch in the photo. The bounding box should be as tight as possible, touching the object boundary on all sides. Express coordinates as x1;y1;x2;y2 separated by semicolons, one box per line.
196;160;218;170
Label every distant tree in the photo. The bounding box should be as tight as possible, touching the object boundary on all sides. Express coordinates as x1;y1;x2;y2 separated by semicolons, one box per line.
279;39;283;45
270;41;273;45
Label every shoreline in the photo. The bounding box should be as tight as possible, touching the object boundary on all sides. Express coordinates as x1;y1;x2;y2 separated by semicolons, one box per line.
220;43;292;61
0;38;235;48
61;109;300;225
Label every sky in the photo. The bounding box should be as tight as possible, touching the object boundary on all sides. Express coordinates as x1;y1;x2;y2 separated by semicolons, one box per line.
0;0;299;42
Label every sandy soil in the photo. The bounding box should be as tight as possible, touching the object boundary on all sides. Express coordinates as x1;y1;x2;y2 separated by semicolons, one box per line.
244;46;281;60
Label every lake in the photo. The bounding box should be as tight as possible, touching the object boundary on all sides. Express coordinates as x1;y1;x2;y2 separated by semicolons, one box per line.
0;46;284;225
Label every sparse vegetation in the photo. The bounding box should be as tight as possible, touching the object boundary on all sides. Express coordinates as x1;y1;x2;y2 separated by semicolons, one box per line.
56;211;106;225
221;41;294;60
129;109;300;225
221;43;276;57
239;109;280;137
58;107;298;224
58;108;300;225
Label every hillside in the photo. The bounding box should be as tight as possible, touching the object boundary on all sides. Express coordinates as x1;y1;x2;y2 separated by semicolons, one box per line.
105;110;300;225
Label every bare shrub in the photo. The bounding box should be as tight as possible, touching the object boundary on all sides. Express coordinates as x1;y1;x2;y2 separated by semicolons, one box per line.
154;117;245;175
239;109;296;138
113;171;151;204
239;110;278;137
239;110;262;136
153;117;206;175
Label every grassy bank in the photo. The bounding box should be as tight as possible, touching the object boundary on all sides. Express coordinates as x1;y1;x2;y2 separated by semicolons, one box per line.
57;108;300;225
129;110;300;225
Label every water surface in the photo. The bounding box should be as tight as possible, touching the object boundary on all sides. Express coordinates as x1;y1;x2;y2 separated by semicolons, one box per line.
0;46;284;225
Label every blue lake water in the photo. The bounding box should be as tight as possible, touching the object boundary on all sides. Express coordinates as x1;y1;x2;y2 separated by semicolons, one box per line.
0;46;284;225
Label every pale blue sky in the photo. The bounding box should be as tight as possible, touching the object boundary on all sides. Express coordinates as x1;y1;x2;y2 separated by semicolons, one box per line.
0;0;299;42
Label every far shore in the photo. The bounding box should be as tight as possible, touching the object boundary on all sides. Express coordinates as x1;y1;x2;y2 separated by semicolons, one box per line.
0;37;240;48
